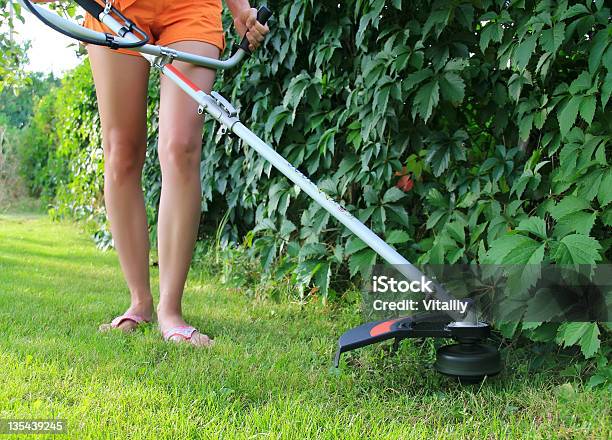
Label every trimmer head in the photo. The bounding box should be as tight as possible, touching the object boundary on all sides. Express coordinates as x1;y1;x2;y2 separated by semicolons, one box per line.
434;343;502;382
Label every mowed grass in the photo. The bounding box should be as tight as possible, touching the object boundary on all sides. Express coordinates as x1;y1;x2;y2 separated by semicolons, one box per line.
0;211;609;439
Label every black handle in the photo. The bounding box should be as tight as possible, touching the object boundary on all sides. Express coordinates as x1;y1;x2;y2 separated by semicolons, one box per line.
238;5;273;55
76;0;106;17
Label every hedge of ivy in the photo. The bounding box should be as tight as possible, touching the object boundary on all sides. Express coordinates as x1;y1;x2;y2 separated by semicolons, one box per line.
21;0;611;384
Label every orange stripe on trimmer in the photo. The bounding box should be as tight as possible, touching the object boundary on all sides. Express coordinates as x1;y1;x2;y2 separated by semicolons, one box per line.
164;64;201;92
370;318;402;337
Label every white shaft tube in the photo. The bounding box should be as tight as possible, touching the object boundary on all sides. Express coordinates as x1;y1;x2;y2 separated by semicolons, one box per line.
231;123;467;320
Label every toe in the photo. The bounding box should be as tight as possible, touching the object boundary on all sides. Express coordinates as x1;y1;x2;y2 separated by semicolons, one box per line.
99;319;140;333
168;335;185;344
192;332;214;347
116;320;139;332
99;323;112;333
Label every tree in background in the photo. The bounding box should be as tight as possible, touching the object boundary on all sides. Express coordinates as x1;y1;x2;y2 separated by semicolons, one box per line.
0;71;59;128
0;0;29;91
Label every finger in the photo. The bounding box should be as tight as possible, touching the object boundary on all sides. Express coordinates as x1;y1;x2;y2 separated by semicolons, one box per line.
246;35;257;51
247;32;258;46
246;9;258;27
248;28;265;42
254;22;269;35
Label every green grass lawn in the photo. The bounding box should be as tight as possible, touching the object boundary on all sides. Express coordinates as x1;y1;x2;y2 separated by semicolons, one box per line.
0;211;609;439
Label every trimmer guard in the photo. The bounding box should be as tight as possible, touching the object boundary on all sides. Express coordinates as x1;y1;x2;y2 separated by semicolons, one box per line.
334;314;450;367
334;314;492;367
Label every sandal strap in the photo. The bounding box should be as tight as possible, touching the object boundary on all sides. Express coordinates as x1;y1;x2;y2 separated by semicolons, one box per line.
163;326;197;341
111;313;149;328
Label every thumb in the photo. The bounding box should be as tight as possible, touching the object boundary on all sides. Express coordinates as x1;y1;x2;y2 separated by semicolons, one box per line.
245;8;258;27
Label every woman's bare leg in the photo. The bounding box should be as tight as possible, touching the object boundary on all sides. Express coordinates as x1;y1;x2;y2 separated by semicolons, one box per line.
156;41;219;346
88;46;154;330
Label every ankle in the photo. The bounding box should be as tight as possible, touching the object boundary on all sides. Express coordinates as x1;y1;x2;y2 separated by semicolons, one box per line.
156;304;181;318
130;295;153;310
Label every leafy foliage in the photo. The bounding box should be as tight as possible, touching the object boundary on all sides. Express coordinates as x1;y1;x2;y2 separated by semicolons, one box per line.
14;0;612;381
0;1;29;91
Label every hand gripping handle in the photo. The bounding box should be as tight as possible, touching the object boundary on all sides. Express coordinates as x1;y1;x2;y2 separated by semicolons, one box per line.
238;5;273;56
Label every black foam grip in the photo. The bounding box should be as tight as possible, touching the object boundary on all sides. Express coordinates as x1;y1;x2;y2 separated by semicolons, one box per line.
76;0;105;18
239;5;273;55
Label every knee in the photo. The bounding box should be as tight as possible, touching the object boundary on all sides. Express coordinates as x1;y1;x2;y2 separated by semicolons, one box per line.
159;135;201;174
104;133;144;185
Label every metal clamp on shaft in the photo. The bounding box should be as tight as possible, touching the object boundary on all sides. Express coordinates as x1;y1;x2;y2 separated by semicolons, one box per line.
103;0;113;15
153;47;178;68
210;91;238;118
197;91;241;132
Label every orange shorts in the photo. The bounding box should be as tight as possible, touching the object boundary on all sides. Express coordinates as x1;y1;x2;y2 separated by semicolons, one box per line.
83;0;225;56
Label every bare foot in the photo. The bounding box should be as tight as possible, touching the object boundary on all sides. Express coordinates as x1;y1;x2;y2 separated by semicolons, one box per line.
99;298;154;333
157;309;214;347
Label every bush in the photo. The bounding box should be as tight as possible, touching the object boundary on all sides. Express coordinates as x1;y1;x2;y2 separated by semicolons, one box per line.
24;0;611;381
0;126;27;207
0;72;61;203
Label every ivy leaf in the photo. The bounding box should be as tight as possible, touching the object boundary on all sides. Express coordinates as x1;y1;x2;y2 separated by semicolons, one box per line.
383;186;406;203
348;249;376;277
254;237;276;271
539;23;565;55
508;73;531;102
524;288;563;322
536;52;553;78
559;4;589;21
553;234;602;264
553;211;596;238
556;322;590;347
425;143;450;177
601;72;612;109
363;186;379;205
439;72;465;104
298;243;327;260
279;219;297;237
264;105;291;142
412;80;439;122
387;205;411;227
404;68;433;92
356;9;381;47
422;9;450;40
480;23;503;53
283;72;311;110
314;261;331;300
444;58;469;72
588;29;609;73
568;71;591;95
579;323;601;358
602;208;612;227
386;230;410;244
316;128;336;157
578;95;596;125
549;196;591;220
518;113;534;141
514;33;538;70
516;217;547;240
486;234;544;264
446;221;465;244
345;236;368;255
557;96;581;138
597;169;612;207
556;322;600;359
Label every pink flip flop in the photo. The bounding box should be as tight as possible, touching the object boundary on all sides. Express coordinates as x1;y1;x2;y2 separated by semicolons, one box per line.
162;325;213;347
99;313;150;332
